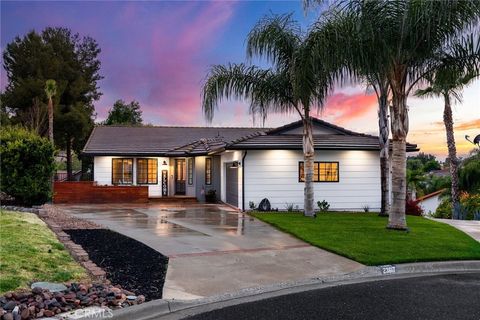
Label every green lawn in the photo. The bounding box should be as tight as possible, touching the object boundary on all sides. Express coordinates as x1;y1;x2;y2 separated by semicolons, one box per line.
252;212;480;265
0;210;88;294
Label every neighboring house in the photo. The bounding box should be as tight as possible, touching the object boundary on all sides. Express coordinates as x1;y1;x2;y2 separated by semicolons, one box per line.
82;117;418;211
416;189;446;216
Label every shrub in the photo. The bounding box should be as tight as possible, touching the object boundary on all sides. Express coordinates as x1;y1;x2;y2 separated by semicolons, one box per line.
0;126;55;206
433;198;452;219
460;192;480;220
433;192;480;220
362;205;370;213
406;199;423;216
317;200;330;213
285;203;294;212
249;201;256;210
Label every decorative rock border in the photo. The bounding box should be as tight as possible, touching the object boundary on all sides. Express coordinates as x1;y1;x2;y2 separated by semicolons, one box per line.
0;205;41;214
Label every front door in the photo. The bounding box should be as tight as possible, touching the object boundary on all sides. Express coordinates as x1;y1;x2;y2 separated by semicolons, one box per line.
175;159;186;195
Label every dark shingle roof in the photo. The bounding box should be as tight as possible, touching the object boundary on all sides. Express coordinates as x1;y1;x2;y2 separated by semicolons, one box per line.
227;134;418;152
82;126;267;156
83;118;419;156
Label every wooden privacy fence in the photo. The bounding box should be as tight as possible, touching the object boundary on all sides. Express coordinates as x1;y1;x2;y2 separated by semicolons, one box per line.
53;181;149;204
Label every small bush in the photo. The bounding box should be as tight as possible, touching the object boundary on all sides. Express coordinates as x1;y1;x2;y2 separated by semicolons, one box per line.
433;198;452;219
406;199;423;216
362;205;370;213
249;201;256;210
433;192;480;220
317;200;330;213
0;126;55;206
285;203;294;212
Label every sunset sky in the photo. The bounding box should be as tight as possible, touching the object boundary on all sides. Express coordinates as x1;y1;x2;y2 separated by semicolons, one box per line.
1;1;479;160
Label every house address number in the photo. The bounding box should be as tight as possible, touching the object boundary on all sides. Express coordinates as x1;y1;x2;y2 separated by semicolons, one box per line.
379;265;396;274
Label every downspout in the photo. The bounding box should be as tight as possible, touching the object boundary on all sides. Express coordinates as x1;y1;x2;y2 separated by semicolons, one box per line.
242;150;247;212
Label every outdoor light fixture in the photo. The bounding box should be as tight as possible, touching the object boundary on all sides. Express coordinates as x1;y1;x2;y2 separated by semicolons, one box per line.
230;161;239;168
162;161;168;166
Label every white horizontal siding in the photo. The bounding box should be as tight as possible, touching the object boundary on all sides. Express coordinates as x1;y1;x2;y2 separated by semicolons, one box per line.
93;156;169;197
243;150;381;211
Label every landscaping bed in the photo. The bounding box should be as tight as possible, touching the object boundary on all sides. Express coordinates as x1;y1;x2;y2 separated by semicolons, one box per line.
64;229;168;301
251;212;480;265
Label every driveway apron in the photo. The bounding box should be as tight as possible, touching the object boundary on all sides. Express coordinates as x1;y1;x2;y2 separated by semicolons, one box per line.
59;204;364;300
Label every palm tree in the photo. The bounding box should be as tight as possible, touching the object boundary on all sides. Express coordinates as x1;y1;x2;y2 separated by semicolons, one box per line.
308;5;392;217
202;14;333;216
310;0;480;229
415;36;480;219
45;79;57;144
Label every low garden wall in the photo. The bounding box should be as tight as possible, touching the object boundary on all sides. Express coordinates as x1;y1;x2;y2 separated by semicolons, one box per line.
53;181;148;204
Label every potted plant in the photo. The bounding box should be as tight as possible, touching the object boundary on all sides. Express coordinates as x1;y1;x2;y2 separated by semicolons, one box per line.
205;189;217;203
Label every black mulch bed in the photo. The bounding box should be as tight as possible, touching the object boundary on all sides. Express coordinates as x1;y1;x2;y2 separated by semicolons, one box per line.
64;229;168;301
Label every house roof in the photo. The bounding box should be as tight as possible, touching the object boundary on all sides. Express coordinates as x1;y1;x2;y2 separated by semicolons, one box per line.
83;126;266;156
416;189;446;202
82;117;419;156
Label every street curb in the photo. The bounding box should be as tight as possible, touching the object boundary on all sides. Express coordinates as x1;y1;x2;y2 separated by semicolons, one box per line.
112;260;480;320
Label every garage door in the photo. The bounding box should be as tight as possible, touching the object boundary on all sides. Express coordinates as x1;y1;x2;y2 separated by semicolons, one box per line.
225;164;238;207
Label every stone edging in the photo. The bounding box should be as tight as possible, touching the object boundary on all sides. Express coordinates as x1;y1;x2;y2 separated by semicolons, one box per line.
1;205;41;214
36;208;107;282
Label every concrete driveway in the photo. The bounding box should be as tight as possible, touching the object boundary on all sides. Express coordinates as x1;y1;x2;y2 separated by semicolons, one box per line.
59;204;363;300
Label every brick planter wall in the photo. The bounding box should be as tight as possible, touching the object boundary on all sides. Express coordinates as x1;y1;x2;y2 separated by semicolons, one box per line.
53;181;148;204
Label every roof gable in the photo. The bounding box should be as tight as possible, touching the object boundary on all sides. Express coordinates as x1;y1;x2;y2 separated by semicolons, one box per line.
266;118;371;136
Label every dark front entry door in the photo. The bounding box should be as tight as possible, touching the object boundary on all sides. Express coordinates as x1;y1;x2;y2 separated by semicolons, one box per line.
175;159;186;195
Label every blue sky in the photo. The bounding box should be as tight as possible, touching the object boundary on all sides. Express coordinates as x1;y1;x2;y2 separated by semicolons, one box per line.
1;0;479;159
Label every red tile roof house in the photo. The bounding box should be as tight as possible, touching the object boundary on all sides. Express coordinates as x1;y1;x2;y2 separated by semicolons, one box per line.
82;117;418;211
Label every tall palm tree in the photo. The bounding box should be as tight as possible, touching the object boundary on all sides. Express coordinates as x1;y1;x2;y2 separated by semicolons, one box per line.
308;5;393;217
310;0;480;229
45;79;57;144
202;14;333;216
415;35;480;219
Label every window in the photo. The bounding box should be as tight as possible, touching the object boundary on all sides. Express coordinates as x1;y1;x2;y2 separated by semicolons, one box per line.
205;158;212;185
299;161;339;182
112;158;133;184
187;158;193;185
137;158;158;184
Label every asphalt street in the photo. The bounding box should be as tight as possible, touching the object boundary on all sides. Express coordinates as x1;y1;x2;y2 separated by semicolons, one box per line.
184;273;480;320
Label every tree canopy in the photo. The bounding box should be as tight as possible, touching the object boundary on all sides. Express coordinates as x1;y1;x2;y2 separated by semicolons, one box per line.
104;100;143;125
2;27;102;178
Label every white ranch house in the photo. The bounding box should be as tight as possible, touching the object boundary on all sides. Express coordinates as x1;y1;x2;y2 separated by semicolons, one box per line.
82;118;418;211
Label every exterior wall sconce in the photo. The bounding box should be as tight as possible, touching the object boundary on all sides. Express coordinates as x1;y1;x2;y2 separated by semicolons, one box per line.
230;161;240;168
162;161;168;166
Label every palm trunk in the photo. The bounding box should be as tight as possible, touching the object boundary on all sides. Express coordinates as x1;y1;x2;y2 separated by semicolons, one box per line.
66;137;73;181
388;86;408;230
378;92;390;217
48;96;54;199
48;97;54;143
443;94;460;219
303;116;315;217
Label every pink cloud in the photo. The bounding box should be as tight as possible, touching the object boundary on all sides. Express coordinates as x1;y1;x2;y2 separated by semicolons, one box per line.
322;92;378;124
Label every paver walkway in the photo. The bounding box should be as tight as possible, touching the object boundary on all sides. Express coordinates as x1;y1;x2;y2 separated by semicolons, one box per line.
59;204;363;300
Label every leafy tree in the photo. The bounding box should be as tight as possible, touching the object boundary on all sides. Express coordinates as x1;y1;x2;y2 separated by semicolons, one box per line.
104;100;143;125
0;126;55;206
202;14;333;216
309;0;480;229
459;152;480;194
407;153;441;172
2;27;102;179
